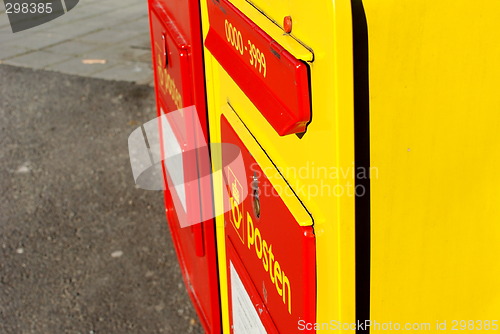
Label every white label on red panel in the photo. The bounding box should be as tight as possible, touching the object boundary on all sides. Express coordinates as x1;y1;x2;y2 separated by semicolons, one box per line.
230;262;267;334
160;108;187;212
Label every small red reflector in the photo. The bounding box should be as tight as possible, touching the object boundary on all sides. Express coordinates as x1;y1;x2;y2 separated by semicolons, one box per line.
283;16;292;33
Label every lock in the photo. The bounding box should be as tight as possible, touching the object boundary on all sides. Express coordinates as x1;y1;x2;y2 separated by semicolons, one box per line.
251;172;261;218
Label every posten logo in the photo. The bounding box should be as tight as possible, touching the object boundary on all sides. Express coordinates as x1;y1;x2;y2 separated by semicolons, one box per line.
228;167;245;244
227;167;292;314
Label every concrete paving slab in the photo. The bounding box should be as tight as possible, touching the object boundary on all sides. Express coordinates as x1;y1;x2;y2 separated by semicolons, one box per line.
0;30;22;43
38;21;103;38
0;45;31;60
92;62;153;85
2;50;72;70
0;0;153;85
78;26;144;44
85;42;151;61
43;39;102;56
3;31;71;49
46;56;108;76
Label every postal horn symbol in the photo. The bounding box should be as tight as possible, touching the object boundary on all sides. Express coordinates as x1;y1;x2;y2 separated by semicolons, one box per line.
4;0;80;33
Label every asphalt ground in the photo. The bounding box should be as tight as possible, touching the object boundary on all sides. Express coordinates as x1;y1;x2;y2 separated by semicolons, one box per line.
0;64;202;334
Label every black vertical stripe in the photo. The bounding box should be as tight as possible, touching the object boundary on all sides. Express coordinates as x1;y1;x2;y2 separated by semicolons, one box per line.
351;0;371;333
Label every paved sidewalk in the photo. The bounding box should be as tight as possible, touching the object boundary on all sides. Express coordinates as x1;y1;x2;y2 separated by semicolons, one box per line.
0;0;154;85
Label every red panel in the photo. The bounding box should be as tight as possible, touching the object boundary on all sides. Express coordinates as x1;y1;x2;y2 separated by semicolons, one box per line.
221;115;316;333
150;10;192;112
205;0;311;136
148;0;221;333
149;0;206;117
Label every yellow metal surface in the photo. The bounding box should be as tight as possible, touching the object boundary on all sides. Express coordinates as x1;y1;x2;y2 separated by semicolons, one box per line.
200;0;500;331
199;1;231;332
222;103;314;227
228;0;314;62
202;0;356;332
365;0;500;331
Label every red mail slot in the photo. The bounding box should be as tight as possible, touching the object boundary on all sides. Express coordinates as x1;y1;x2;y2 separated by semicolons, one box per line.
206;0;312;136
